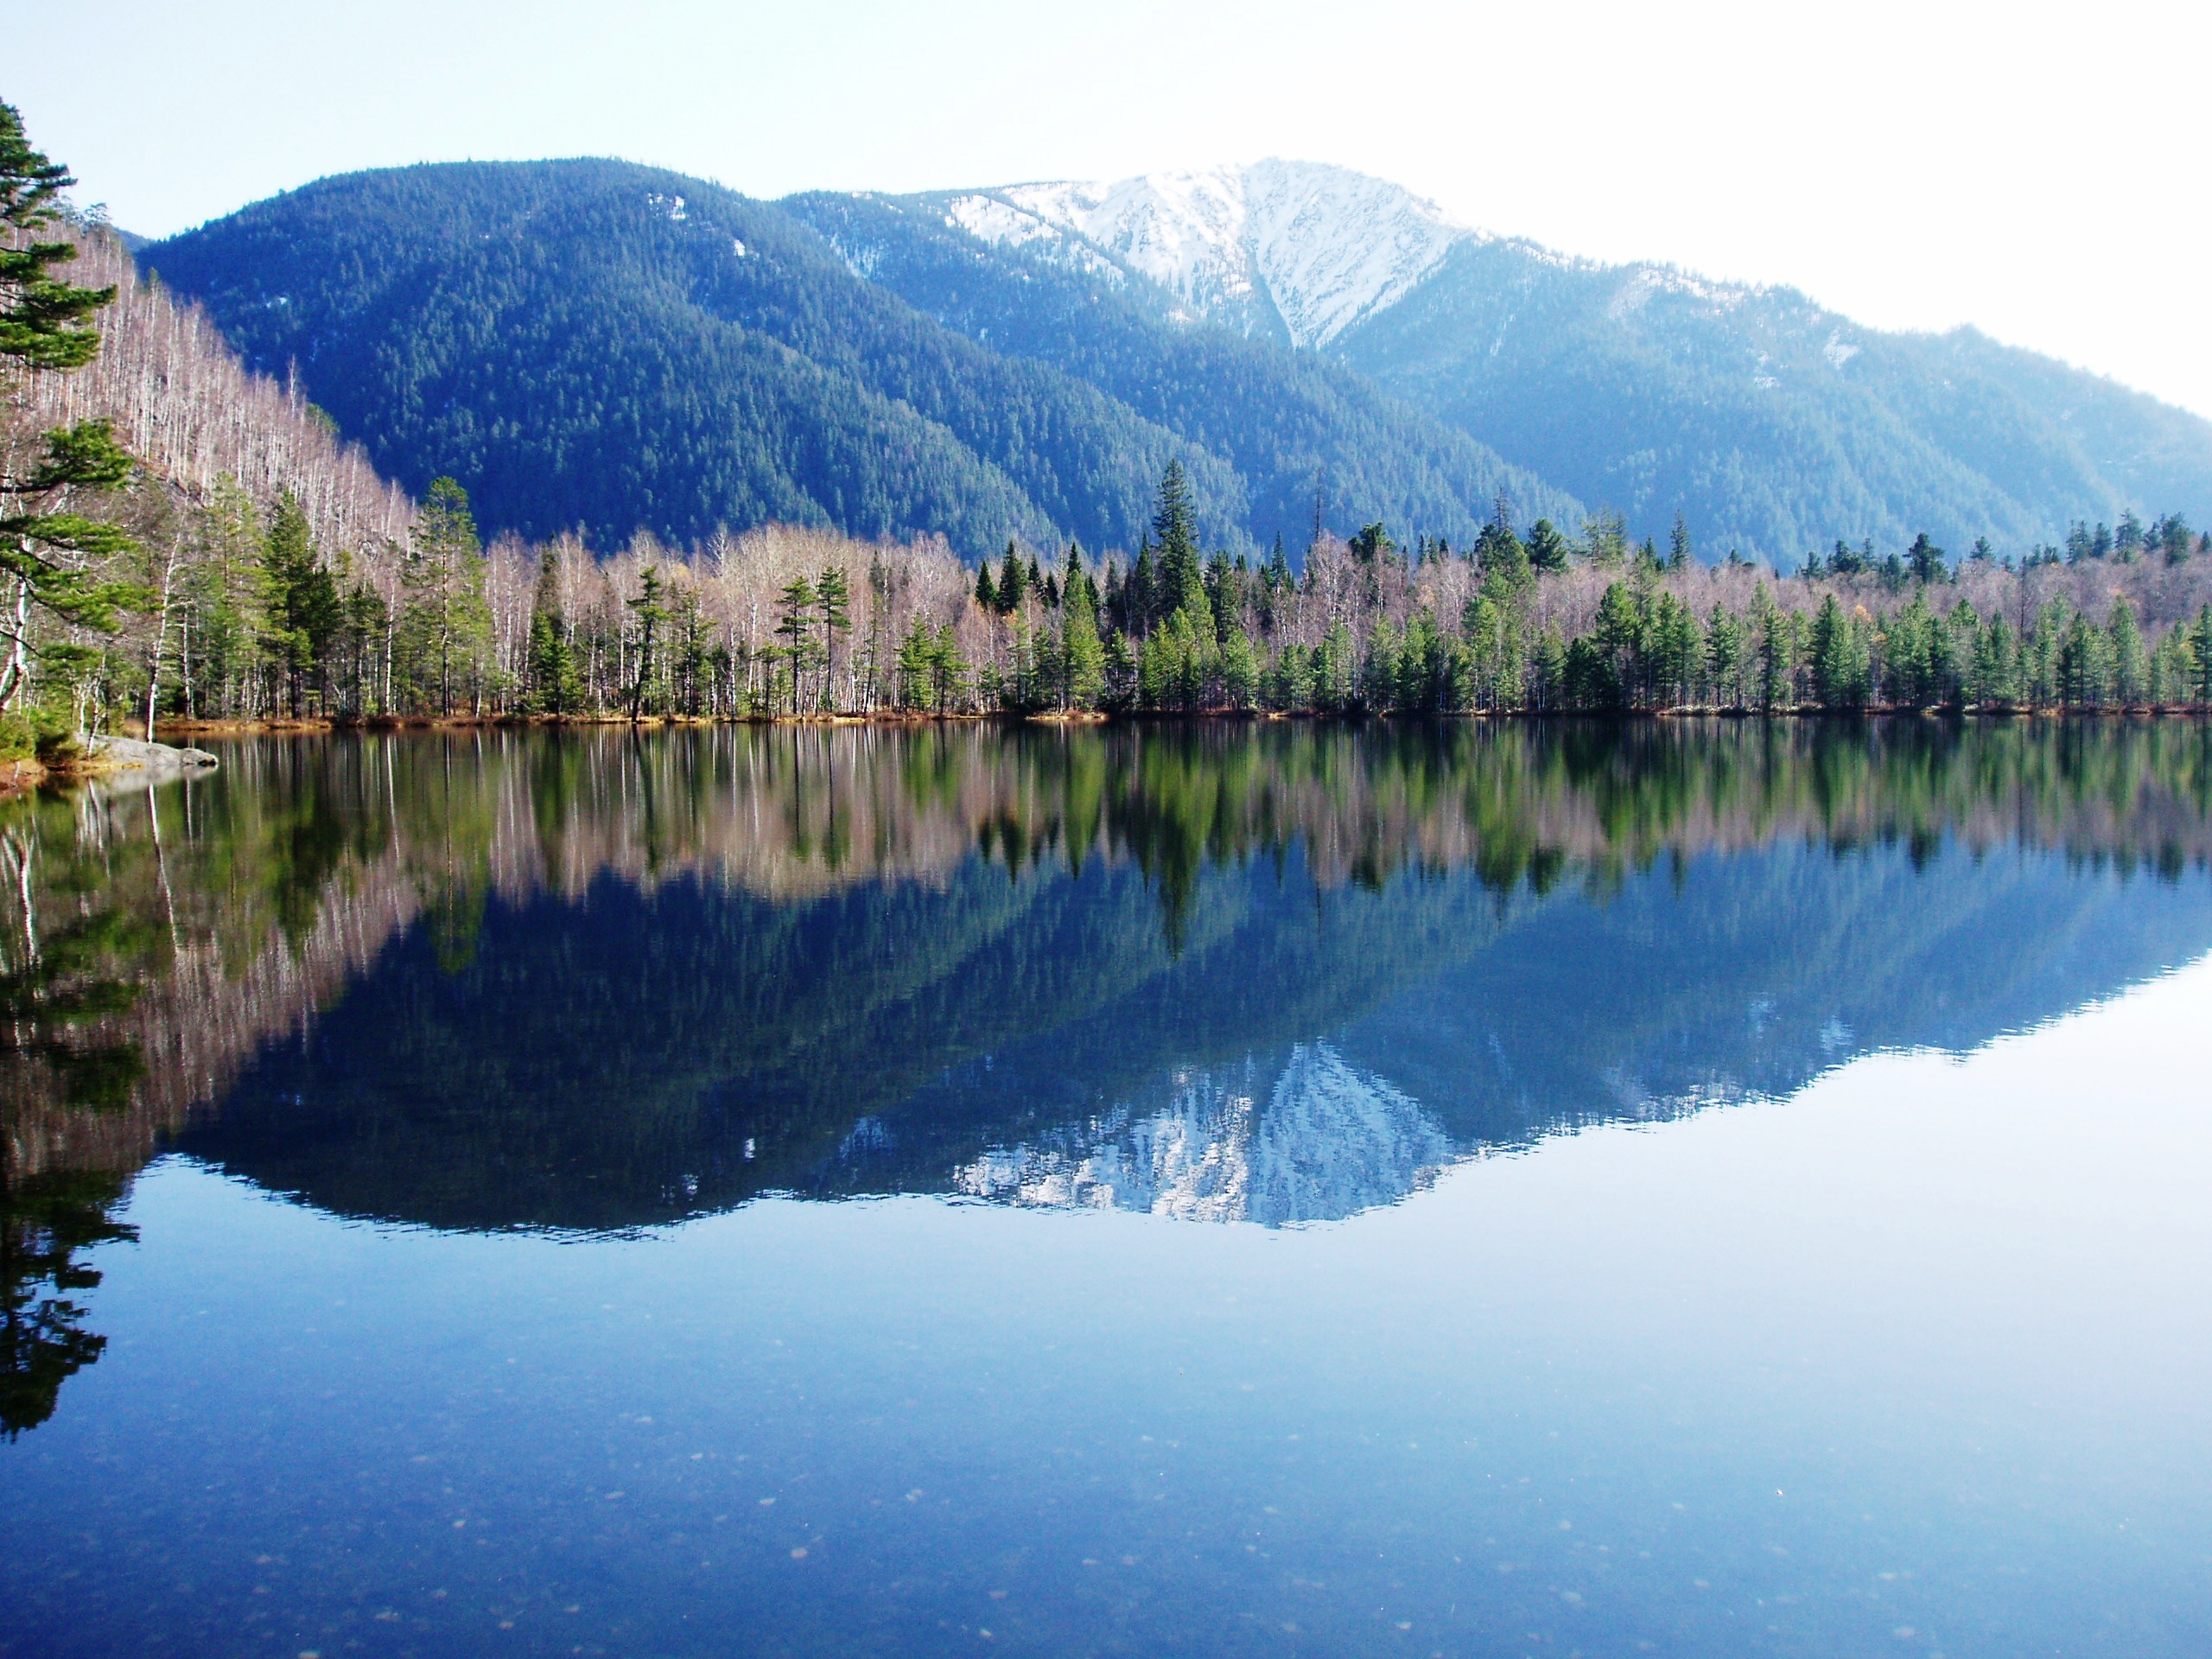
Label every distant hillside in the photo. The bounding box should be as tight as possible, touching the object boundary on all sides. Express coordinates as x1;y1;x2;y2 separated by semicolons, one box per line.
139;160;1570;559
924;161;2212;559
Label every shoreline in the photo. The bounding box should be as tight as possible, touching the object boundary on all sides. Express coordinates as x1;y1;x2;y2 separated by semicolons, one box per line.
138;705;2208;740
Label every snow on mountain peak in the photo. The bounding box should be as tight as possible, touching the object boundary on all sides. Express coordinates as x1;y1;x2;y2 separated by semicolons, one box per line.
948;160;1470;348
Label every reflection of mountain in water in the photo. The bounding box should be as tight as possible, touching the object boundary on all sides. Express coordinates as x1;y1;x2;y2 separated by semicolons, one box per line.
12;720;2212;1242
955;1044;1455;1224
17;720;2212;1433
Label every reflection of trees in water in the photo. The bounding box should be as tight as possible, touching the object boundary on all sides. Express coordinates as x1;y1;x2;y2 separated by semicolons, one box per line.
4;719;2212;1426
1;1168;133;1439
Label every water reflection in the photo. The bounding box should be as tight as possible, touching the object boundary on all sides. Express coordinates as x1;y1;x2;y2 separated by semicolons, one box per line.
4;720;2212;1426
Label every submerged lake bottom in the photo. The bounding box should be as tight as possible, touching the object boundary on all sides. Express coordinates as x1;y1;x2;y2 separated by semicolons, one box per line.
3;720;2210;1656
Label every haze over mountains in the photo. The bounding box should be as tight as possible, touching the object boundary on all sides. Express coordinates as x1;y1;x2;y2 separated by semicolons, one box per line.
141;156;2212;564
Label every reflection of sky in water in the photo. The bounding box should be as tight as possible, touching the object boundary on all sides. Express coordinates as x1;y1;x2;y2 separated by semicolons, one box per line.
8;959;2211;1657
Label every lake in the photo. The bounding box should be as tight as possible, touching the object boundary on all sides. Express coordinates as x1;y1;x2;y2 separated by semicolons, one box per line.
4;719;2211;1657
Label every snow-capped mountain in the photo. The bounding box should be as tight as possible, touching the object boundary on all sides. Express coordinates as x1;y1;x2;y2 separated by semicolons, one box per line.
944;159;1468;349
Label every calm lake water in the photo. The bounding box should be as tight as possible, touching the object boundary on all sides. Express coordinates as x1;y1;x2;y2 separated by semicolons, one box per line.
4;720;2212;1657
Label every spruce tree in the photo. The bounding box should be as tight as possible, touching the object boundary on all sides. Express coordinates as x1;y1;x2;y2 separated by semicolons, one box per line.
262;493;340;715
524;554;581;716
1151;463;1206;624
1668;512;1694;571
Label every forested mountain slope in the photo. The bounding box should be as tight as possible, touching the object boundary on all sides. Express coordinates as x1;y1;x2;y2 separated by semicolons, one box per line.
779;189;1573;545
921;161;2212;560
1339;235;2212;558
139;160;1569;559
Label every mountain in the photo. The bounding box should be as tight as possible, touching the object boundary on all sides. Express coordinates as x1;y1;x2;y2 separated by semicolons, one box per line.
909;160;2212;558
137;160;1567;560
140;154;2212;566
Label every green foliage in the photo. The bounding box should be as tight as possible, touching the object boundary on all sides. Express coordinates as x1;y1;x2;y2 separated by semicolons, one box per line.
394;479;494;714
0;101;112;372
0;104;146;711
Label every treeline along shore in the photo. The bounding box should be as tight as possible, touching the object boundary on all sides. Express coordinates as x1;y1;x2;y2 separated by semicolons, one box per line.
8;105;2212;747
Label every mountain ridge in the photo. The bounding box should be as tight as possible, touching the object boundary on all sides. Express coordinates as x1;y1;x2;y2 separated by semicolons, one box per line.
893;157;2212;556
137;158;1568;561
137;154;2212;564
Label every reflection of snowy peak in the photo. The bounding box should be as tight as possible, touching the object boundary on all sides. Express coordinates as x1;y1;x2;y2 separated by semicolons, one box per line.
956;1043;1454;1224
944;160;1467;348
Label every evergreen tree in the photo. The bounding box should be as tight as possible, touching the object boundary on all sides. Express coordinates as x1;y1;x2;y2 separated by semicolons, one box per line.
815;565;851;709
774;575;817;714
973;560;995;611
1150;463;1208;626
1705;603;1744;709
1525;518;1569;574
0;103;143;709
1906;532;1947;584
395;478;493;714
2107;595;2146;707
1668;512;1694;571
261;493;340;715
524;555;582;716
626;566;671;719
1059;548;1105;709
996;542;1026;613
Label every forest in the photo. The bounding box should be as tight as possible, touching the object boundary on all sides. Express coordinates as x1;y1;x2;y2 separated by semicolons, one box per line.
7;105;2212;743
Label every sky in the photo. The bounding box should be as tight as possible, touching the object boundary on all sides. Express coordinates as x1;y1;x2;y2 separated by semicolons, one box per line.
12;0;2209;416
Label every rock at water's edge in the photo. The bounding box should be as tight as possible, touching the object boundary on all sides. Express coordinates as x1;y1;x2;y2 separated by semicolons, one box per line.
81;735;219;773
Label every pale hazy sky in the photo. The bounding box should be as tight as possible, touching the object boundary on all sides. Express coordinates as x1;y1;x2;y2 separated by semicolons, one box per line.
12;0;2207;416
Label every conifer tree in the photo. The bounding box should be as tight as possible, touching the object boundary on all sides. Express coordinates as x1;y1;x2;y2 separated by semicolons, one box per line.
1526;518;1569;574
395;478;493;714
524;551;582;716
1669;512;1694;571
973;560;995;611
0;103;144;710
1151;463;1206;625
775;575;816;714
262;493;340;715
815;566;851;709
2106;595;2145;707
626;565;671;719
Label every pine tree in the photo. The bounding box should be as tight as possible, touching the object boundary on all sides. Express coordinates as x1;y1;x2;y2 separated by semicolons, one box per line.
626;565;671;719
0;103;144;710
815;565;851;710
1668;512;1694;571
1906;533;1947;584
1526;518;1569;574
996;542;1026;613
973;560;995;611
774;575;816;714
